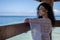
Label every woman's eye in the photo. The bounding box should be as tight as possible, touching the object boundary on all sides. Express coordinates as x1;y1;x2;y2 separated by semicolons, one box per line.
42;10;46;12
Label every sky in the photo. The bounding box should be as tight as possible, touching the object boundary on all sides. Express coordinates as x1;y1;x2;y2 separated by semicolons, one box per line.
0;0;60;16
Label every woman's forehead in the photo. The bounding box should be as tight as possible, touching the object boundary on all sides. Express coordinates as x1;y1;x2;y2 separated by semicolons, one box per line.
39;6;45;9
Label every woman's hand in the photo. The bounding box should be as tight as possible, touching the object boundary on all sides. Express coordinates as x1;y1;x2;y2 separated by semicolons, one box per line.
25;18;29;23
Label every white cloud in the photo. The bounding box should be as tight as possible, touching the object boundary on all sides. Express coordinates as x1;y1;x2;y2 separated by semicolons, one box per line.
0;9;37;16
1;9;60;16
54;9;60;13
54;9;60;16
0;12;37;16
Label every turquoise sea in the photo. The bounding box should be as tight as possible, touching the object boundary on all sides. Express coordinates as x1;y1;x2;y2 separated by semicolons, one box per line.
0;16;60;40
0;16;60;26
0;16;37;26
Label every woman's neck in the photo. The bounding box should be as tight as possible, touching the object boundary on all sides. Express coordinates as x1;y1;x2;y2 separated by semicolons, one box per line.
43;15;48;18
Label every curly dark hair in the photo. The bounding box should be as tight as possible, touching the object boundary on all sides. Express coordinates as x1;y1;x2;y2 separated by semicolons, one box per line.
37;2;55;27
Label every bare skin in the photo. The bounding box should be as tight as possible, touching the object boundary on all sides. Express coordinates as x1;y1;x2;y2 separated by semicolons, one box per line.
38;6;48;18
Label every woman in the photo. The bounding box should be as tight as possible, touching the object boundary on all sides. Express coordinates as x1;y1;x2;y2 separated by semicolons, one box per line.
25;3;55;27
37;3;55;27
37;3;55;40
25;2;55;40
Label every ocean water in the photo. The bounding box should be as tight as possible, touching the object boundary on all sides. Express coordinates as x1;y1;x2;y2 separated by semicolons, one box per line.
0;16;60;40
0;16;60;26
0;16;37;26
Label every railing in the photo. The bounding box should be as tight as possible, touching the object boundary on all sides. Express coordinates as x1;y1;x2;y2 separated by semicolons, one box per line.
0;20;60;40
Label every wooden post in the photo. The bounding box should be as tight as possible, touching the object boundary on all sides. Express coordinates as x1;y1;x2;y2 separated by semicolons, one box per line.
41;0;54;7
41;0;54;40
36;0;54;40
42;0;54;40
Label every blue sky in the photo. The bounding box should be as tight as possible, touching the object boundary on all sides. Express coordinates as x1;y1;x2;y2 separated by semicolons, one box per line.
0;0;60;16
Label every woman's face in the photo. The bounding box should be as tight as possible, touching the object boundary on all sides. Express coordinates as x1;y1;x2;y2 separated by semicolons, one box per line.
38;6;48;16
